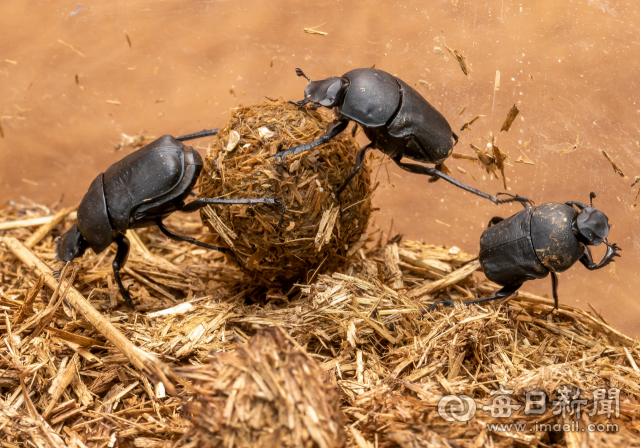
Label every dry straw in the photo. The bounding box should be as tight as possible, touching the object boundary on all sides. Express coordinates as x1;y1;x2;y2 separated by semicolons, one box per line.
197;100;373;288
177;327;345;448
0;197;639;447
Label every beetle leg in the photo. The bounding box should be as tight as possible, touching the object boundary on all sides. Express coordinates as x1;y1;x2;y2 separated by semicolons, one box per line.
270;120;349;162
496;193;533;208
288;98;311;108
393;159;531;206
53;261;68;279
155;219;241;266
551;272;559;310
112;233;135;310
351;123;359;137
428;164;443;183
427;284;522;312
335;143;374;208
578;242;621;270
565;201;589;211
175;129;219;141
180;198;285;227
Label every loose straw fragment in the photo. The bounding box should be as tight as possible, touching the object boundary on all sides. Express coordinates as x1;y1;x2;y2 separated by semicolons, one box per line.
2;236;177;394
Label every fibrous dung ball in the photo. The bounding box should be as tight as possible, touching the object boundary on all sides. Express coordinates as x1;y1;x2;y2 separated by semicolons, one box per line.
197;100;373;286
179;328;346;448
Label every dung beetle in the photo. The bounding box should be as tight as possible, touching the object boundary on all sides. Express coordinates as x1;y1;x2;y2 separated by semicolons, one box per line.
55;130;284;310
429;192;620;312
272;67;527;206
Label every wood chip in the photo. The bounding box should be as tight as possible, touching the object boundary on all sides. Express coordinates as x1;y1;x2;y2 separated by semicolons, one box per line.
501;104;520;132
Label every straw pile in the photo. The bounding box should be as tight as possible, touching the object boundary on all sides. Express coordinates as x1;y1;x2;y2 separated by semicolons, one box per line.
178;327;344;448
196;100;373;288
1;199;639;448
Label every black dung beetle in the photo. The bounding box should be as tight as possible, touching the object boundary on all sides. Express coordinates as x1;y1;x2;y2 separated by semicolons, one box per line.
429;192;620;312
272;67;527;206
55;130;284;310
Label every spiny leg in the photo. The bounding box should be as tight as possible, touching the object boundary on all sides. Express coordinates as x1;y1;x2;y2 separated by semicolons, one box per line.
175;129;219;141
156;219;241;266
394;158;531;205
335;143;373;206
496;193;533;208
579;241;621;270
112;233;135;310
270;120;349;162
288;98;311;108
180;198;285;227
427;283;522;312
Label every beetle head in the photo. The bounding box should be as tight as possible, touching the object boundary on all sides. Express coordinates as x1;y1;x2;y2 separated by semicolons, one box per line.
296;68;346;107
55;224;89;262
575;207;610;246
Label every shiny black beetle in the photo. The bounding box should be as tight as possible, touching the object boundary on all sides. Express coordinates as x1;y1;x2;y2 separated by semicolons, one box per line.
429;193;620;311
55;130;284;310
273;67;525;205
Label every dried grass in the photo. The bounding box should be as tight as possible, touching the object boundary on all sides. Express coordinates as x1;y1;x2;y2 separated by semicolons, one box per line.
0;199;638;448
178;327;344;448
197;100;373;288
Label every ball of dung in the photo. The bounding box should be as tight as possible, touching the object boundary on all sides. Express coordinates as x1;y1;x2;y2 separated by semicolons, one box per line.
197;100;373;286
179;328;345;448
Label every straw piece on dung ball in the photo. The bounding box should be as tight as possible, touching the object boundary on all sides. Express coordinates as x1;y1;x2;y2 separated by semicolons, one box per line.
197;100;373;287
178;327;345;448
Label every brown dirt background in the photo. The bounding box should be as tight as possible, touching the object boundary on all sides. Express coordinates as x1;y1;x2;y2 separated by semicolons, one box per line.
1;0;639;335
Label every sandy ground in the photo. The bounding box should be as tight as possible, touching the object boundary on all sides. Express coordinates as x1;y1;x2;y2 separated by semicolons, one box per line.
1;0;639;335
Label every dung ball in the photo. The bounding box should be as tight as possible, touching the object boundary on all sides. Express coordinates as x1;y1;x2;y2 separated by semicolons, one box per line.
197;100;373;287
179;328;346;448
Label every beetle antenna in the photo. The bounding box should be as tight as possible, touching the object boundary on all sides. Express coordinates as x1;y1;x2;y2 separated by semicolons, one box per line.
632;176;640;188
294;68;311;83
589;191;596;207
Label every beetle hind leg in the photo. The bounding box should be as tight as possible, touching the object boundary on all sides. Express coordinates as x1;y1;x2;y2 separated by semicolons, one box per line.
394;159;532;206
112;233;135;310
427;284;522;312
155;220;241;266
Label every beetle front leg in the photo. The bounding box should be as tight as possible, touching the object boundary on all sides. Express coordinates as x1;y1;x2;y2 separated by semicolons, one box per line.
335;143;373;207
393;159;531;206
112;233;135;310
155;219;241;266
270;120;349;162
578;242;621;271
565;201;589;211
